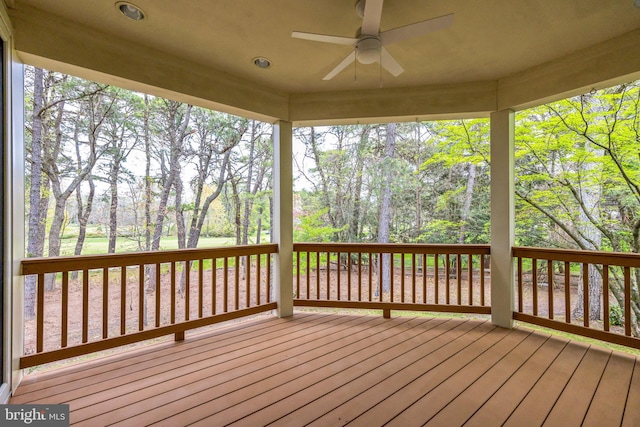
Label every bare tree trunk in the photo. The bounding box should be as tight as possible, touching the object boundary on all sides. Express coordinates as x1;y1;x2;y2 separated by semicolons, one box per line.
350;126;368;241
174;170;186;250
458;163;477;244
378;123;396;293
108;163;119;253
175;170;190;293
150;102;192;252
573;140;603;321
256;207;263;244
228;162;242;245
25;67;46;318
71;174;95;262
144;95;152;254
241;120;257;246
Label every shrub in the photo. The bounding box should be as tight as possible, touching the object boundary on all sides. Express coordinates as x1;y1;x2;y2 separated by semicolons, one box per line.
610;304;624;327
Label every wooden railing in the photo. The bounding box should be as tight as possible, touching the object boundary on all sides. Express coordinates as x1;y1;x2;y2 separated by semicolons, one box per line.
20;244;277;368
513;246;640;349
293;243;491;317
21;242;640;368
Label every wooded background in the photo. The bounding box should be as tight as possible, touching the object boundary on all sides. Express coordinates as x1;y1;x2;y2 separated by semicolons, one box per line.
24;66;640;331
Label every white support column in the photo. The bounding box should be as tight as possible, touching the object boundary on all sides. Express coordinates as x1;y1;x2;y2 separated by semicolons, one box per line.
273;120;294;318
490;109;515;328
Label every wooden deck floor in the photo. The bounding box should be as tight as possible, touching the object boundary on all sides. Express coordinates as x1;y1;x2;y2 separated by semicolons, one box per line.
10;312;640;426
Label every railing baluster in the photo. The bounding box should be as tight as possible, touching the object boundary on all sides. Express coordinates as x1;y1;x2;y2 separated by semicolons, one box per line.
445;254;451;305
246;255;250;309
121;267;127;335
348;253;352;301
517;257;523;312
266;253;272;303
368;253;373;302
296;251;300;299
83;269;89;343
422;254;427;304
434;254;439;304
155;263;161;328
379;252;384;302
400;253;405;303
235;256;240;310
564;261;570;323
625;266;631;336
582;262;589;328
480;255;485;306
358;253;362;302
224;257;229;313
548;260;554;320
316;252;320;299
457;254;462;305
36;273;45;353
603;264;609;332
138;264;144;331
306;252;310;300
187;261;193;320
532;258;538;316
256;252;258;305
199;259;204;317
212;257;217;314
412;253;417;304
102;269;108;340
326;252;331;300
63;271;70;347
337;252;341;301
468;254;473;306
170;261;176;324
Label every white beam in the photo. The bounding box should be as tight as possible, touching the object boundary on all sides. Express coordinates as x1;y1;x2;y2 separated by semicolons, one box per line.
498;29;640;111
490;109;514;328
273;121;293;317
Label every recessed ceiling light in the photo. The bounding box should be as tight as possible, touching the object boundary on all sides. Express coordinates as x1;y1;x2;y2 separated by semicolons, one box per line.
635;0;640;9
116;2;145;21
253;57;271;69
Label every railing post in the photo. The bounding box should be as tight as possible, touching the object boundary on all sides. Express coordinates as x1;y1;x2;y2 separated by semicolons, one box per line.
490;109;515;328
273;121;294;318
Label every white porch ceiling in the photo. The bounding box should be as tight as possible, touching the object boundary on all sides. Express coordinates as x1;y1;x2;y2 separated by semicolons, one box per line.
6;0;640;123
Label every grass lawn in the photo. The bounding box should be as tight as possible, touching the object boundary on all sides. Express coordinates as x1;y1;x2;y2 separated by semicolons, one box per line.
57;235;238;256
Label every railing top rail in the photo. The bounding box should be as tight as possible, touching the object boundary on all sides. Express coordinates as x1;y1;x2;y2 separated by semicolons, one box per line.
512;246;640;267
21;243;279;275
293;242;491;255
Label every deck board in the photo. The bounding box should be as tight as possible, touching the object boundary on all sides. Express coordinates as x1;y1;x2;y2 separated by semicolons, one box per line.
283;319;487;427
503;341;589;427
9;312;639;427
464;336;569;427
544;346;611;426
622;359;640;427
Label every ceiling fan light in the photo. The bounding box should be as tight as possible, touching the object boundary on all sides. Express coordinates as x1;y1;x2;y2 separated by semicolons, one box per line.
356;38;381;64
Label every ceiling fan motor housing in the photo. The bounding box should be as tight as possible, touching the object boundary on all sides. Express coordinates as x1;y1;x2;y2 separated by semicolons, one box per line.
356;37;382;64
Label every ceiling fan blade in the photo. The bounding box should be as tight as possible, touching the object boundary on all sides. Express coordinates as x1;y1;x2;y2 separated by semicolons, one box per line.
381;13;454;45
380;47;404;77
361;0;384;36
323;51;356;80
291;31;357;46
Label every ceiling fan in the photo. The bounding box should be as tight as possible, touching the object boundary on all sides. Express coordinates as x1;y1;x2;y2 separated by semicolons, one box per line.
291;0;454;81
